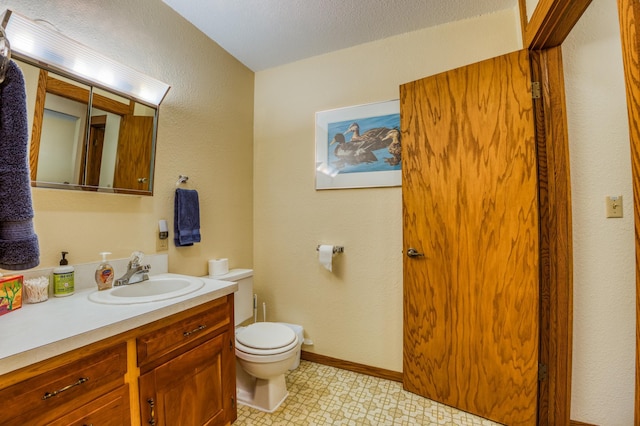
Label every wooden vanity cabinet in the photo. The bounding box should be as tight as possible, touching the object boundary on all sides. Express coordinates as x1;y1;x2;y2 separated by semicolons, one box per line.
137;295;237;426
0;294;237;426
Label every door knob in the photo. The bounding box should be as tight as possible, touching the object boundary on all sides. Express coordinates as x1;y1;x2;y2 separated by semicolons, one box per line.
407;248;424;258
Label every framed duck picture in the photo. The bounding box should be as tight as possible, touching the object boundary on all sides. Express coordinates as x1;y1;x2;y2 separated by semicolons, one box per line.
315;99;401;190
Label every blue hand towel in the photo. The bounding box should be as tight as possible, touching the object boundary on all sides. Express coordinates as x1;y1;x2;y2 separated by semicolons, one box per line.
174;188;201;247
0;60;39;270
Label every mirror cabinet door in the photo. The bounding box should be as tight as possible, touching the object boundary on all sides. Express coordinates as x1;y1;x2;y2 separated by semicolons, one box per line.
17;59;158;194
32;70;91;187
109;96;156;193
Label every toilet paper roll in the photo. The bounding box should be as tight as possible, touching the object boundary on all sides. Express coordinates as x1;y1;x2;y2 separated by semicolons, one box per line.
318;245;334;272
209;258;229;276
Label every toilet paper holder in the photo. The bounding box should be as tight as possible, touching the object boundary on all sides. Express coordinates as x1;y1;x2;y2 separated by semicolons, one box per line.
316;245;344;254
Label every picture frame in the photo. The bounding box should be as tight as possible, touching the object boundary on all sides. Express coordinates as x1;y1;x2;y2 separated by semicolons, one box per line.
315;99;401;190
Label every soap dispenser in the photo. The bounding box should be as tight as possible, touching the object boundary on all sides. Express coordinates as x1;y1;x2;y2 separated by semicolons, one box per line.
95;252;114;291
53;251;75;297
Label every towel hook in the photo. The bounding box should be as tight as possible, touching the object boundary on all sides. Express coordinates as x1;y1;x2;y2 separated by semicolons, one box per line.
0;25;11;84
176;175;189;185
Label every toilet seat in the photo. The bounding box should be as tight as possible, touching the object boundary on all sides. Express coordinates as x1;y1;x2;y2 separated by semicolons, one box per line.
236;322;297;356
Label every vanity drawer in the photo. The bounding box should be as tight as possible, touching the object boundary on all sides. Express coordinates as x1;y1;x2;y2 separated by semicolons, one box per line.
0;343;127;426
48;384;131;426
137;296;230;366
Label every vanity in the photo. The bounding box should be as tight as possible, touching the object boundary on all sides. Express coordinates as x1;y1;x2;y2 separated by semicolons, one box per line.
0;275;238;426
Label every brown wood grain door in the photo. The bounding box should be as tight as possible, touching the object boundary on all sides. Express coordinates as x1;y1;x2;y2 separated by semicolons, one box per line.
401;49;539;425
113;115;154;191
85;115;107;187
139;334;227;426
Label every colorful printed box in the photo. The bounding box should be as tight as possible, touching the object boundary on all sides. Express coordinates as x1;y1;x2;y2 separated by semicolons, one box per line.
0;275;23;316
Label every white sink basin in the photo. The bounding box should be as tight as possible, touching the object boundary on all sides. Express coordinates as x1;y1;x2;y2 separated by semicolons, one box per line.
88;275;205;305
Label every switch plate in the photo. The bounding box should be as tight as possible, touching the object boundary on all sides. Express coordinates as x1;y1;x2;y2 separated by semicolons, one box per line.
156;237;168;251
606;195;623;218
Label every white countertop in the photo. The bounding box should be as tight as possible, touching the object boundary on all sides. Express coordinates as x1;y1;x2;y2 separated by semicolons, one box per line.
0;274;237;376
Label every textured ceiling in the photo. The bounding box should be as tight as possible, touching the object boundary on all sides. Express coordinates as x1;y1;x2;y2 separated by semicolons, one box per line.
161;0;519;71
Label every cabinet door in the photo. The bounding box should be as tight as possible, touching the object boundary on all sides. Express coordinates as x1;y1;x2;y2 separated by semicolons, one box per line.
140;332;232;426
48;385;130;426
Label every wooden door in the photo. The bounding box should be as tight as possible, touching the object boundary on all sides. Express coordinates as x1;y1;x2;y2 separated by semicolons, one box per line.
401;49;539;425
84;115;106;187
113;115;154;191
139;333;228;426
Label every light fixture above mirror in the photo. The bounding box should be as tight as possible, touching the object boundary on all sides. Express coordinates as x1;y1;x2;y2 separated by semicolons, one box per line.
1;9;170;107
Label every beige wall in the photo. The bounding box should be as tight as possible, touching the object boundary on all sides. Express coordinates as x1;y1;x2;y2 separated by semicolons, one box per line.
564;1;635;424
0;0;254;275
253;8;522;372
525;0;541;21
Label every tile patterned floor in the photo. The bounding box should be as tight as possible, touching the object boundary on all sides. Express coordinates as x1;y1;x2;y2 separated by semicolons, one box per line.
236;361;503;425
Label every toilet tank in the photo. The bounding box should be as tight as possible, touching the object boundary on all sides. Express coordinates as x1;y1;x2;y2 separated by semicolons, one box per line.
212;269;254;326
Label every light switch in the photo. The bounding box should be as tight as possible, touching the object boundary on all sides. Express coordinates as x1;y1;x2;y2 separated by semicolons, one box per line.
606;195;623;218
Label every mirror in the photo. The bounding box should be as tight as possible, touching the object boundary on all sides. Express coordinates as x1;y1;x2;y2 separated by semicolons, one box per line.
17;59;158;195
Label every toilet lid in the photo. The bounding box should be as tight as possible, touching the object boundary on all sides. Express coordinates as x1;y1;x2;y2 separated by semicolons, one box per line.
236;322;296;350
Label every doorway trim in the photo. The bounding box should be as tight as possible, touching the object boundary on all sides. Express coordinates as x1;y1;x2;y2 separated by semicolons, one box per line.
616;0;640;422
519;0;592;424
530;46;573;426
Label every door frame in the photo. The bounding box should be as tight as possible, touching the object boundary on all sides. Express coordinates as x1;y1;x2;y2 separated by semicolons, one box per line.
530;46;573;426
616;0;640;422
525;0;640;423
518;0;592;424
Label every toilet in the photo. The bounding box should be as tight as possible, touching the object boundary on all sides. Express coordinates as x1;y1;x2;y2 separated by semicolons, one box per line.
214;269;302;413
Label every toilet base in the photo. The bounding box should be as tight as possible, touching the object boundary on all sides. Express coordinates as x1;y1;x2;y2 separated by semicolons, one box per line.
236;373;289;413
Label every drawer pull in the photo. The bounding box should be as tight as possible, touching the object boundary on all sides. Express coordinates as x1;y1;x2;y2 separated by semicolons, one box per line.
148;398;156;425
42;377;89;400
183;324;207;337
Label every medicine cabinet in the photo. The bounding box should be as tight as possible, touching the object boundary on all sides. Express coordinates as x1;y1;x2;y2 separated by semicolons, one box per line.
2;10;170;195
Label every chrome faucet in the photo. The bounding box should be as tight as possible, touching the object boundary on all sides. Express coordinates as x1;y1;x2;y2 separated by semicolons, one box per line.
114;252;150;286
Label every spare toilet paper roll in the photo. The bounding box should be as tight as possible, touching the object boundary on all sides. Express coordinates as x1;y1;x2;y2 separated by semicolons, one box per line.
209;258;229;276
318;245;334;272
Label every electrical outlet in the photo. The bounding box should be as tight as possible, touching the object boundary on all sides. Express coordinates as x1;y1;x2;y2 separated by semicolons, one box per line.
606;195;623;218
157;237;168;251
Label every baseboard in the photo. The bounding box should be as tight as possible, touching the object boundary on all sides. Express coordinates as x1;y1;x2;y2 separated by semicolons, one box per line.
300;350;403;382
570;421;598;426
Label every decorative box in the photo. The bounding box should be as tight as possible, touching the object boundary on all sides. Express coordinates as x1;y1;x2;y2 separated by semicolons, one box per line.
0;275;23;316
